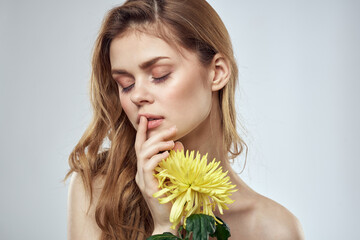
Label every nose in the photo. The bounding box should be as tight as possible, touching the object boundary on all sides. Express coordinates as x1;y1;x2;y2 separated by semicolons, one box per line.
130;81;154;106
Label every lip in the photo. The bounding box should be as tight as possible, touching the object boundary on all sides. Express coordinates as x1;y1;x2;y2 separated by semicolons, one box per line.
137;113;164;124
147;118;164;130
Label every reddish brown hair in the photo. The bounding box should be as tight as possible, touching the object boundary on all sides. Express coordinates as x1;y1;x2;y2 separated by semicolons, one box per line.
65;0;247;239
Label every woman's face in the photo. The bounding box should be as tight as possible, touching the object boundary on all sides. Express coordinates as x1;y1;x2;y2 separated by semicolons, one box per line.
109;30;213;140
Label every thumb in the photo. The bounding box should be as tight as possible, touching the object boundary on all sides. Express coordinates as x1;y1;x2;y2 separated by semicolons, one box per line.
173;141;184;152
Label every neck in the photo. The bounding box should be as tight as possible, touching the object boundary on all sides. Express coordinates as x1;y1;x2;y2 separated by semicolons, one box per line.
179;94;227;164
178;94;257;214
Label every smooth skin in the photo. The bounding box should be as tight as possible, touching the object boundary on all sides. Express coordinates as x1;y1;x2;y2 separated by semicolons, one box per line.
135;116;183;235
68;30;304;239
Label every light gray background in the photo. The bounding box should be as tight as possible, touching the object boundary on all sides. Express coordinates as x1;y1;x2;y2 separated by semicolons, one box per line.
1;0;359;239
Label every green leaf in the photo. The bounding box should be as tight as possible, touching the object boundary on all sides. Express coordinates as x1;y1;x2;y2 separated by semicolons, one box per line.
178;225;186;239
185;214;216;240
178;225;184;238
178;225;191;240
146;232;182;240
209;216;231;240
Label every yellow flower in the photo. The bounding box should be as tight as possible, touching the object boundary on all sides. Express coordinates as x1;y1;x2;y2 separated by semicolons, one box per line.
153;149;237;229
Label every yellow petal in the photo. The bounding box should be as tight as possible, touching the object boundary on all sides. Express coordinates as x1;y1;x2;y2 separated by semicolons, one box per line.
169;192;187;223
152;149;238;226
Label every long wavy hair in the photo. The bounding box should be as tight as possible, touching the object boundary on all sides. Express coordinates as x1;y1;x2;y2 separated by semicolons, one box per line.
65;0;248;239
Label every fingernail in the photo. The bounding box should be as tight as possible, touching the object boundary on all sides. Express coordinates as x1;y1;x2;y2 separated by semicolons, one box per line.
140;116;146;124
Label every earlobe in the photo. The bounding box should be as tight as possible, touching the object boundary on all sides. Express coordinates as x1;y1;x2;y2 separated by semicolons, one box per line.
211;53;231;91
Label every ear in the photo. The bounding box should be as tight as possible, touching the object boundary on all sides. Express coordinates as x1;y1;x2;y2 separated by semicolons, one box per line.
209;53;231;91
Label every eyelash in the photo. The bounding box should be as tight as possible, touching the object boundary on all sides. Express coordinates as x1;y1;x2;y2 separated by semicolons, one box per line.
153;72;171;82
121;72;171;93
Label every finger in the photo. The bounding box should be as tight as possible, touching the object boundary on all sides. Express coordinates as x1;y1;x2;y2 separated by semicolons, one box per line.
144;151;169;173
135;116;148;152
141;140;175;160
143;151;169;193
142;126;177;150
138;151;170;194
173;141;184;152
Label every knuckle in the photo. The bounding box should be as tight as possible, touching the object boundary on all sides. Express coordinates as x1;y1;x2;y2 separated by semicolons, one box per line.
143;163;153;173
135;176;144;190
135;174;140;185
144;191;154;199
136;152;145;161
156;145;163;153
135;143;142;152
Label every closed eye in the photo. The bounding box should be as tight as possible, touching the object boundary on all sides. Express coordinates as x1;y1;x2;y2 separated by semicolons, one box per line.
153;72;171;83
120;72;171;94
121;83;134;93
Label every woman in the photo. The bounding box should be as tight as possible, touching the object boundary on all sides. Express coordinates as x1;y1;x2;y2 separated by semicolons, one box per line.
66;0;304;239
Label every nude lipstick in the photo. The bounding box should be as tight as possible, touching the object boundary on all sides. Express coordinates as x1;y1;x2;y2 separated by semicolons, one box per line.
137;114;164;130
147;118;164;129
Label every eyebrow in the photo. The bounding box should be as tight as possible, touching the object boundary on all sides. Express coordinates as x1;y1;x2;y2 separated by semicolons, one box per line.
111;56;170;75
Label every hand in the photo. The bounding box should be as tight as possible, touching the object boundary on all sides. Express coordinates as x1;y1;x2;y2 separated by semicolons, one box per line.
134;116;184;234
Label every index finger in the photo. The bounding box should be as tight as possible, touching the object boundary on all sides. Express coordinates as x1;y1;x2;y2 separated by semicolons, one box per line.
135;116;148;152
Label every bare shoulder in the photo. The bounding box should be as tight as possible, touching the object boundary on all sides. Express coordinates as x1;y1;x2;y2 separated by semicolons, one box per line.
253;195;305;240
67;172;105;240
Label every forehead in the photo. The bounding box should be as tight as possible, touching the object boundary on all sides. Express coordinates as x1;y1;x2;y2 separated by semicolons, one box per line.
109;30;197;69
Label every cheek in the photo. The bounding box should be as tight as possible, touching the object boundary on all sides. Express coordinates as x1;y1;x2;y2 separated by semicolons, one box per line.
119;95;127;110
165;73;212;114
119;96;134;120
168;83;196;101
